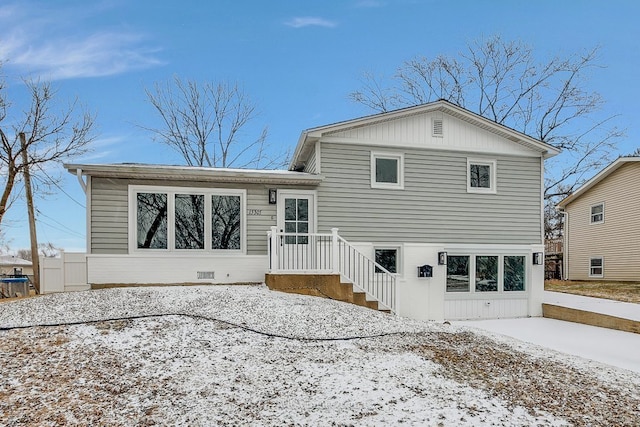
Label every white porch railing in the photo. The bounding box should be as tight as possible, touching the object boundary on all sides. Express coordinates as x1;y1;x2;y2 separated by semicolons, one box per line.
267;227;397;313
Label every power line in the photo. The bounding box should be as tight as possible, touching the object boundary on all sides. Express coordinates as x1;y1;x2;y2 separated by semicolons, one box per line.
32;165;85;208
35;208;85;239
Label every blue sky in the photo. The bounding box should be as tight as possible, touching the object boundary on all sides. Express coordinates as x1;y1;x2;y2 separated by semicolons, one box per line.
1;0;639;252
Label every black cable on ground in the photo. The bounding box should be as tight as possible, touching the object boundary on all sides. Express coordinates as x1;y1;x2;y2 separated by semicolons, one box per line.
0;312;409;342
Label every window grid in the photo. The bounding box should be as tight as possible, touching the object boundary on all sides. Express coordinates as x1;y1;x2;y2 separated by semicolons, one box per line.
590;203;604;224
589;257;604;277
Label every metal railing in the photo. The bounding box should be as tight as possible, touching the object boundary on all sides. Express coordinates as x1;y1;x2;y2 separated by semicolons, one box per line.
267;227;396;313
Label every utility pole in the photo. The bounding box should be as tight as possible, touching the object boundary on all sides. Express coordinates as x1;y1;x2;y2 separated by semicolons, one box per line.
20;132;40;294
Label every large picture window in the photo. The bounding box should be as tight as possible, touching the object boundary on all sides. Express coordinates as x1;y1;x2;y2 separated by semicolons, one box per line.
504;256;525;291
131;186;245;253
475;255;498;292
212;195;241;249
446;253;527;293
137;193;168;249
447;256;470;292
175;194;205;250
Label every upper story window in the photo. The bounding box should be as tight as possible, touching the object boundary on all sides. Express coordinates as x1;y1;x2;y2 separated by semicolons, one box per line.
590;203;604;224
371;152;404;189
467;158;497;194
131;186;245;253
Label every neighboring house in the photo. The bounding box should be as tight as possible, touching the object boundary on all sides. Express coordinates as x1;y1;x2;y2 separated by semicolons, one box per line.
0;255;33;278
65;100;559;321
557;157;640;281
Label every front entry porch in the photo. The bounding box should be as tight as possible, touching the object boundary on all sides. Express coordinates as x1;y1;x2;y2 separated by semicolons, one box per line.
265;227;397;314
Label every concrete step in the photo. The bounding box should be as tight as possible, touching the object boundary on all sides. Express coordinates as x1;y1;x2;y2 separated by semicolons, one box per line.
265;273;389;314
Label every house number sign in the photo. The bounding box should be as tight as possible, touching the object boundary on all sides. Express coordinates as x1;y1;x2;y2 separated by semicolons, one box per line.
247;209;262;216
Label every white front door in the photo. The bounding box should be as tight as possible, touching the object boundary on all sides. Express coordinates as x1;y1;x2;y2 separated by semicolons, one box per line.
276;191;316;270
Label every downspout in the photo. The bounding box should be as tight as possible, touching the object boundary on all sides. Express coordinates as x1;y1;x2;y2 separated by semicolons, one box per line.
76;168;87;193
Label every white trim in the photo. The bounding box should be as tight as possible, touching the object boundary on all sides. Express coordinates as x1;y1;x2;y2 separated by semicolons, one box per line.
128;185;247;255
589;256;604;278
315;139;321;174
276;189;318;234
445;252;529;295
373;244;403;276
318;136;541;158
86;176;92;254
370;151;405;190
467;158;497;194
590;202;604;224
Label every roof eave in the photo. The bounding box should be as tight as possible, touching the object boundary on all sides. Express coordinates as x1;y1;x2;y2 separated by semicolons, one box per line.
557;157;640;208
65;164;324;186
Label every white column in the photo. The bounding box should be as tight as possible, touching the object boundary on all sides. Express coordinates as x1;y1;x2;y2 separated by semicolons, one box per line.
269;226;278;272
331;228;339;274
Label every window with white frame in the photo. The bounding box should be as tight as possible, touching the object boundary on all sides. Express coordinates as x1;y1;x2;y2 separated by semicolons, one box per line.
467;159;496;193
589;257;604;277
446;254;527;293
447;255;470;292
590;203;604;224
375;247;399;274
132;186;245;252
371;152;404;189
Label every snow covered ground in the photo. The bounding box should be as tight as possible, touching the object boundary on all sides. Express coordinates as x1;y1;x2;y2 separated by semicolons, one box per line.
1;285;639;426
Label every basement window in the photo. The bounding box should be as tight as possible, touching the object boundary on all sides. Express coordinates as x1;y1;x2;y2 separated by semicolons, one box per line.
589;257;604;278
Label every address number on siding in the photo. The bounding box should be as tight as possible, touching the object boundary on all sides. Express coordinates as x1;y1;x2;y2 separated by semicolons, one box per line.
247;209;262;216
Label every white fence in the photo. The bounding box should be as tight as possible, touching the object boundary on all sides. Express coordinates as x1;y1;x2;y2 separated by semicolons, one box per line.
40;251;89;293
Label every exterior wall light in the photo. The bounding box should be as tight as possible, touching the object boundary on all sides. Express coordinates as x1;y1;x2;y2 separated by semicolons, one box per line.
268;189;277;204
438;251;447;265
533;252;543;265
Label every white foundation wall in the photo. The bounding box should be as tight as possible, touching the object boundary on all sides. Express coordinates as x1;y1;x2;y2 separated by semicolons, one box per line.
353;242;545;321
87;255;268;285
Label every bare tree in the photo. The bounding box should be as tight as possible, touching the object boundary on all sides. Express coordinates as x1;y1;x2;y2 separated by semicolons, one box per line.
144;77;287;169
349;35;624;219
0;77;95;225
15;242;61;261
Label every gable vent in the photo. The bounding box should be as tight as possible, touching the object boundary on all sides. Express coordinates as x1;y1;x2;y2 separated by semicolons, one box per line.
432;118;444;137
197;271;215;280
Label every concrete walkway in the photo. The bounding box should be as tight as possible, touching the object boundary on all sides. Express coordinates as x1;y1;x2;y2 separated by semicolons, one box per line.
456;292;640;373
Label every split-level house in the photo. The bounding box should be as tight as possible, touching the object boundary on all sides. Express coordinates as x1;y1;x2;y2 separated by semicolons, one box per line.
65;100;559;321
557;157;640;281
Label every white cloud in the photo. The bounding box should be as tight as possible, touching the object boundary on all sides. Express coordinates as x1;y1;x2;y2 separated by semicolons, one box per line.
0;3;164;80
284;17;337;28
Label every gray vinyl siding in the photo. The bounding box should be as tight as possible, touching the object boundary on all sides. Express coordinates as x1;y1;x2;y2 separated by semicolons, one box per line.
317;142;542;244
565;162;640;280
90;177;300;255
304;142;317;173
91;178;128;254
